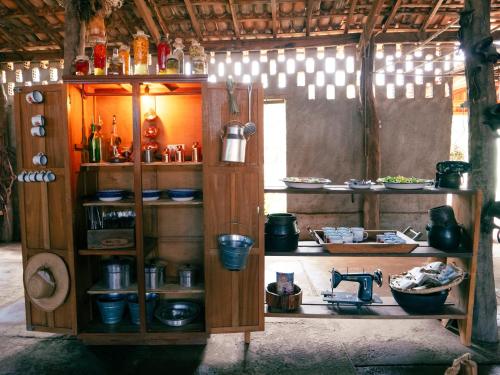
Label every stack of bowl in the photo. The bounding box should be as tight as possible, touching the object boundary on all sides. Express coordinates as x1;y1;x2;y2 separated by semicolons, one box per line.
167;189;198;201
97;189;125;202
142;189;161;201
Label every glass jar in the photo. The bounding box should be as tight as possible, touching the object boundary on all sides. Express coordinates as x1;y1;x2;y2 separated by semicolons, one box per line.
189;40;206;74
119;44;131;75
157;36;171;75
172;38;184;74
166;55;179;74
93;39;107;75
133;30;149;74
108;48;124;75
74;55;90;76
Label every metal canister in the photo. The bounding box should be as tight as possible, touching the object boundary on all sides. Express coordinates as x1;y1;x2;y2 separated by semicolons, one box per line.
175;145;185;162
145;263;164;289
179;264;194;288
191;142;201;162
143;149;154;163
161;148;170;163
221;121;247;163
102;258;130;290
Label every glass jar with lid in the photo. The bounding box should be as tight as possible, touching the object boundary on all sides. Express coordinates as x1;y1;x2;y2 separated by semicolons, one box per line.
119;44;131;75
166;54;179;74
189;40;207;74
74;55;90;76
93;38;107;75
157;35;171;75
108;48;124;75
172;38;184;74
133;30;149;74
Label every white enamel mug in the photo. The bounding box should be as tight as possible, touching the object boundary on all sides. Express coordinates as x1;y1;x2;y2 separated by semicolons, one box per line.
17;171;27;182
28;171;37;182
35;171;46;182
32;152;48;166
31;115;45;127
26;90;43;104
43;171;56;182
31;126;46;137
351;227;369;243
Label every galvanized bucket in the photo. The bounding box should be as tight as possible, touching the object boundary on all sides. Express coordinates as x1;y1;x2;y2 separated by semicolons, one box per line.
218;234;254;271
97;294;126;324
127;293;158;325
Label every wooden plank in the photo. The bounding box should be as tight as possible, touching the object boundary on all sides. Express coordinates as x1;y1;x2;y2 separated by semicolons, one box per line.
381;0;402;32
183;0;203;40
228;0;241;39
86;282;205;295
357;0;385;51
306;0;317;37
133;0;161;43
344;0;359;34
264;186;476;195
420;0;444;32
271;0;278;37
63;75;207;84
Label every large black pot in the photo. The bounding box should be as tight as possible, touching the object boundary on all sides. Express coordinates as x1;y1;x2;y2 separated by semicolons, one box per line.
265;213;300;252
426;223;462;251
391;288;448;313
428;205;457;227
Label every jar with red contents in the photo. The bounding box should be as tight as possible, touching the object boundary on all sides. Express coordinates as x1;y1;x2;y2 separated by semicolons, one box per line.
157;35;171;75
93;38;107;75
74;55;90;75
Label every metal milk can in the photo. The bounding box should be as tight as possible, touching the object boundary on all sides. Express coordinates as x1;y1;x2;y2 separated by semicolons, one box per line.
221;120;249;163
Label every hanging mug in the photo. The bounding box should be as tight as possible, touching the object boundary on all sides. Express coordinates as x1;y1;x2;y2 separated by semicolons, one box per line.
35;171;46;182
28;171;37;182
43;171;56;182
26;91;44;104
17;171;27;182
31;115;45;127
32;152;48;166
31;126;46;137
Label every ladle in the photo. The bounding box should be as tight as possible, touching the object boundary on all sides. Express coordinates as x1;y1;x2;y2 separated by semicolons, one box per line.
244;83;256;136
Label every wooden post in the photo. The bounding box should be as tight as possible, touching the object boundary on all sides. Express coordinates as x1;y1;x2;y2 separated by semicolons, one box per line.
460;0;498;342
63;0;83;76
360;39;381;229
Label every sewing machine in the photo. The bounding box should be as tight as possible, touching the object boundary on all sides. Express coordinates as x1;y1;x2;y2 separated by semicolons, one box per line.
322;268;383;307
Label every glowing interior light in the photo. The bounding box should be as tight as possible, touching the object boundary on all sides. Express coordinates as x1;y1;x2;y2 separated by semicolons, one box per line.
325;57;336;73
434;68;442;85
305;57;315;73
308;84;315;100
317;46;325;60
396;69;404;86
424;54;433;71
243;51;250;63
346;56;355;73
406;83;415;99
218;62;225;77
336;45;345;59
414;48;423;58
278;72;286;88
15;69;23;83
251;60;260;76
226;51;232;64
375;71;385;86
260;50;268;63
297;71;306;86
376;44;384;59
385;55;394;72
415;68;423;85
185;62;192;75
210;51;215;64
386;83;395;99
395;44;402;58
234;61;242;76
335;70;346;86
346;84;356;99
243;74;251;83
270;59;277;75
286;59;296;74
326;84;335;100
208;74;216;83
261;73;268;89
296;48;305;61
316;71;325;87
444;82;450;97
425;82;433;98
277;49;285;62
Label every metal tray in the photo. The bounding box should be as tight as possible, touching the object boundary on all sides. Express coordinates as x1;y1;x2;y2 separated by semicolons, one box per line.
312;230;419;254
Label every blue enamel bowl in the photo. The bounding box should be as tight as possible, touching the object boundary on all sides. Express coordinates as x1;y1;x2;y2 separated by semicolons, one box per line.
167;189;198;201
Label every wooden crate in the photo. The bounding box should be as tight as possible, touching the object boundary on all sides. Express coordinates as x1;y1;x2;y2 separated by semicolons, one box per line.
87;229;135;249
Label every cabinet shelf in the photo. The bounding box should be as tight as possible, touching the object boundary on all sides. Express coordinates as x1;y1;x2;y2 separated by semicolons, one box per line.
264;185;475;195
83;198;203;207
87;282;205;296
78;237;156;256
81;162;202;170
265;241;473;258
147;320;206;334
80;320;140;334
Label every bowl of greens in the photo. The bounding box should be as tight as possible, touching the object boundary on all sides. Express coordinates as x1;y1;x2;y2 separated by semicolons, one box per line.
377;176;433;190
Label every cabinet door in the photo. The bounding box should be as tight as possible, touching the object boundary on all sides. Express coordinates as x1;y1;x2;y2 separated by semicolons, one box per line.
14;85;77;334
203;83;264;333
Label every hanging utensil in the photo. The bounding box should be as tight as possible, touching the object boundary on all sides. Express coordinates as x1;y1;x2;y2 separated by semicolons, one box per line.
226;79;239;115
244;82;257;136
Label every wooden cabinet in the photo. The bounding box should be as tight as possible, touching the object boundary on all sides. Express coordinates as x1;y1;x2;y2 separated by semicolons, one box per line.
14;77;264;344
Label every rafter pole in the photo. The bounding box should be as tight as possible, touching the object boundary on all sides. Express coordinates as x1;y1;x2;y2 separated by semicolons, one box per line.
148;0;170;37
183;0;203;40
0;28;25;52
344;0;359;34
358;0;385;51
228;0;241;39
134;0;161;43
271;0;278;37
381;0;402;32
420;0;444;31
306;0;316;37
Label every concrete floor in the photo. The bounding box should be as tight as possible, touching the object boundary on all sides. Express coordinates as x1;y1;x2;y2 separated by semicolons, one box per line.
1;243;500;374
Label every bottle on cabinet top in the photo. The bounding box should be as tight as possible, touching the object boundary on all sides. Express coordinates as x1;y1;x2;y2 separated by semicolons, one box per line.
108;48;124;75
189;40;207;74
89;118;101;163
172;38;185;74
119;44;131;75
157;35;171;75
133;30;149;75
109;115;122;159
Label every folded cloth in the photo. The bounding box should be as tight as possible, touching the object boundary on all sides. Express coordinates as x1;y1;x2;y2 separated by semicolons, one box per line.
392;262;461;290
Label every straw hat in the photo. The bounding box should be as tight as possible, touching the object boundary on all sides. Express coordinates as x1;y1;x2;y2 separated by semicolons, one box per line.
24;253;69;312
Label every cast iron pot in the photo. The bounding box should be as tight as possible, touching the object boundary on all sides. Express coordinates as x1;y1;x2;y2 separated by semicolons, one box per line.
426;223;462;251
428;205;457;227
265;213;300;252
436;172;462;189
391;288;449;313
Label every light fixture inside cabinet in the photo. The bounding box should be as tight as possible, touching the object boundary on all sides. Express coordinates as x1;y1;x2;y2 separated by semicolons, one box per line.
142;85;157;120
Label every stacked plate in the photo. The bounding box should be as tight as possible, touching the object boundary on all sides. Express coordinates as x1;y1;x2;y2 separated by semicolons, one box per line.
142;189;161;201
97;189;126;202
167;189;198;201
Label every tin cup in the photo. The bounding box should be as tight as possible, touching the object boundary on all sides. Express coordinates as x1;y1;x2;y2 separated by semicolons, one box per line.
28;171;37;182
17;171;27;182
32;152;48;166
31;115;45;127
351;227;368;243
31;126;46;137
35;171;46;182
43;171;56;182
23;172;31;182
26;91;43;104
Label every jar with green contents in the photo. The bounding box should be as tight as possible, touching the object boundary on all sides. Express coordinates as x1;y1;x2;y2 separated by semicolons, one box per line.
189;40;206;74
166;54;179;74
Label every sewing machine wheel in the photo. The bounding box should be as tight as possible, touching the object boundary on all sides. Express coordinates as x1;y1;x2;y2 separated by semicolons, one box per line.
374;269;383;287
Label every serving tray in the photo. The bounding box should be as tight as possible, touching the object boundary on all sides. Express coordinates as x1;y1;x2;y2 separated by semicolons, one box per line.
312;230;419;254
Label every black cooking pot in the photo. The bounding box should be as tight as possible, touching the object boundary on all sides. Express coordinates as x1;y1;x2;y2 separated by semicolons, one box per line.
426;223;462;251
436;172;462;189
391;288;448;313
428;205;457;227
265;213;300;252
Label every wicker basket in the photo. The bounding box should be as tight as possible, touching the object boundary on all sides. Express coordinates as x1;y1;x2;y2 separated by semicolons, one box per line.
266;282;302;312
389;269;466;295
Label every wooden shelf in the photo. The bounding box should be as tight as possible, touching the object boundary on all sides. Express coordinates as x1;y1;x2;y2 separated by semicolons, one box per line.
83;199;134;207
265;241;473;258
81;162;134;167
87;282;205;296
63;74;208;85
80;319;140;334
264;185;476;195
81;162;202;170
83;198;202;207
265;297;466;319
78;237;156;256
147;319;206;334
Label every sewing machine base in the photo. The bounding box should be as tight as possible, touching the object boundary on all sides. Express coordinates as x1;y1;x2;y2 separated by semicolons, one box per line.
322;291;383;307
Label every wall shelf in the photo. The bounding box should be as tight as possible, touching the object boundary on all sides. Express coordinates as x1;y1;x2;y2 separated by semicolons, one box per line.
78;237;156;256
264;185;476;195
87;282;205;296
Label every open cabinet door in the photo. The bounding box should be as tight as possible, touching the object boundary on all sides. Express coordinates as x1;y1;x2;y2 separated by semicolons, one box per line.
202;82;265;333
14;85;78;334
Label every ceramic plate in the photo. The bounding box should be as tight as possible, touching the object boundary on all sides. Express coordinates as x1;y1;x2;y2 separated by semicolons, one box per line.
98;196;123;202
142;196;160;201
171;196;195;202
282;177;331;189
383;182;429;190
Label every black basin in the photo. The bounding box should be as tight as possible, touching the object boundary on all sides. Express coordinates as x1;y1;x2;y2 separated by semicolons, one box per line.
391;288;449;313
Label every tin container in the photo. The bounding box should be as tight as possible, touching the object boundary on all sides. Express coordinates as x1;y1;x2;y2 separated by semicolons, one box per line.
143;149;155;163
179;264;195;287
102;258;130;290
97;294;126;324
145;263;164;290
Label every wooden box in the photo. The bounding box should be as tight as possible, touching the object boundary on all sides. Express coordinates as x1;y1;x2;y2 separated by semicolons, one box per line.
87;229;135;249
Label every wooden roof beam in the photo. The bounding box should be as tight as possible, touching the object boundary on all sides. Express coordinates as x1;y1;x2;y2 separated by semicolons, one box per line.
358;0;385;51
382;0;402;32
306;0;320;37
133;0;161;43
344;0;359;34
420;0;444;32
271;0;278;37
148;0;170;37
183;0;203;40
228;0;241;39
